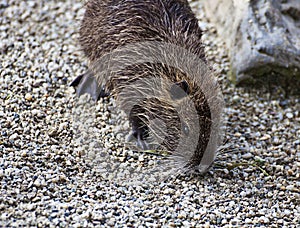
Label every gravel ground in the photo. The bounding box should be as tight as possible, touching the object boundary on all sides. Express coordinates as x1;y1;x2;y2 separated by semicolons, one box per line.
1;0;299;227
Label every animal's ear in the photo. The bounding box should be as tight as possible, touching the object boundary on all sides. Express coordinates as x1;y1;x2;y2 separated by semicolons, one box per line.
170;80;190;100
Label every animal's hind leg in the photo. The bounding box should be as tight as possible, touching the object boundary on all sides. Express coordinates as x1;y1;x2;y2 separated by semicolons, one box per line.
70;71;109;100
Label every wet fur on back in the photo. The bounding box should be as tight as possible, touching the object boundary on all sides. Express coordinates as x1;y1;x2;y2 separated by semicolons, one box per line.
79;0;205;62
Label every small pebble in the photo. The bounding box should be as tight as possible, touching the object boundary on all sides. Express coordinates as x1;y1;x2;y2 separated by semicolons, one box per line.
286;112;293;119
25;93;33;101
241;153;252;159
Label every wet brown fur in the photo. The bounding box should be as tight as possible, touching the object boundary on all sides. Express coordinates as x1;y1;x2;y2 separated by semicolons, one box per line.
77;0;214;170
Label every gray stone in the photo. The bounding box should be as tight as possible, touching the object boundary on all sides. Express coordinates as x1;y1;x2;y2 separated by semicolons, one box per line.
204;0;300;93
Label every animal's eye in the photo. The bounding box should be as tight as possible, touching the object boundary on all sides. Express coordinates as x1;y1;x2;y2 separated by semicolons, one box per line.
182;122;189;136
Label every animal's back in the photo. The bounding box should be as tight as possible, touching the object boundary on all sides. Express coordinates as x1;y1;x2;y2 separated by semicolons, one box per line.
79;0;205;62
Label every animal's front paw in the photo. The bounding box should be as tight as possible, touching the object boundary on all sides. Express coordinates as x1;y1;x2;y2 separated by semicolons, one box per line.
127;127;150;151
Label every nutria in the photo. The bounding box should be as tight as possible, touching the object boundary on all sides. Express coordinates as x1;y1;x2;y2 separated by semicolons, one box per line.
71;0;224;173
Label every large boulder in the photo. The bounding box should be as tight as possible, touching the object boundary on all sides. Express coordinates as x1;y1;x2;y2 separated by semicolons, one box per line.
204;0;300;93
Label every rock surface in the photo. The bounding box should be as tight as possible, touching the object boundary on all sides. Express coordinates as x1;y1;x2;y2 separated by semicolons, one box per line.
204;0;300;93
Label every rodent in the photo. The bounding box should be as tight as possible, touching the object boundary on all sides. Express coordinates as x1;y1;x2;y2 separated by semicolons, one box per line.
71;0;223;174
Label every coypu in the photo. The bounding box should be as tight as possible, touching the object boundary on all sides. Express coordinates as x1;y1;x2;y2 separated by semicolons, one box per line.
71;0;223;173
